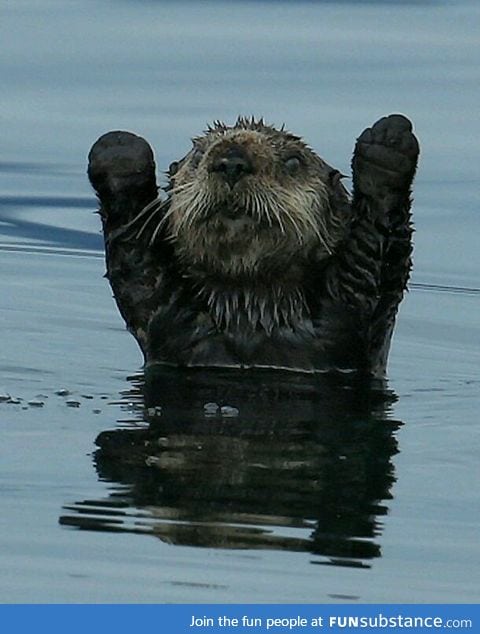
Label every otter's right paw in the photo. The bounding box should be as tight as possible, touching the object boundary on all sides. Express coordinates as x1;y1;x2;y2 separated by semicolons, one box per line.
352;114;419;196
88;131;157;220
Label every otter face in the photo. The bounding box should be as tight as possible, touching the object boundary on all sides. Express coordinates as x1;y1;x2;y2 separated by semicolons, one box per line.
165;118;349;278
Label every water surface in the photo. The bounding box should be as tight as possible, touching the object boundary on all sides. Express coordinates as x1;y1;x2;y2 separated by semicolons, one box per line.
1;0;479;603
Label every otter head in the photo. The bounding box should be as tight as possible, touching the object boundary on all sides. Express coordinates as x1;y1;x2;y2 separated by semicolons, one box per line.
165;117;349;280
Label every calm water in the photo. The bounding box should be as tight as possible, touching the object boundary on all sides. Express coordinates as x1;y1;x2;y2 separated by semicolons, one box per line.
1;0;479;603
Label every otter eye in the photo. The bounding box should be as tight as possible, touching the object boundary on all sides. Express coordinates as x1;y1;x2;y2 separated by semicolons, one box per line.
284;155;302;175
190;148;204;168
168;161;179;176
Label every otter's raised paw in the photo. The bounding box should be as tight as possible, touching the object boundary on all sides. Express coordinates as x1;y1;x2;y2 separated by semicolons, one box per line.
88;131;158;222
352;114;419;196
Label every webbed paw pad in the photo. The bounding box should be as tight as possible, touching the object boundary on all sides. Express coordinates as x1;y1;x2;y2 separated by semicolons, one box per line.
88;131;155;197
353;114;419;195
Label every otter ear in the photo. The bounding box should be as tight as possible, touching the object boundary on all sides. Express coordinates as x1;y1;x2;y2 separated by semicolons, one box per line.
168;161;179;176
329;169;347;187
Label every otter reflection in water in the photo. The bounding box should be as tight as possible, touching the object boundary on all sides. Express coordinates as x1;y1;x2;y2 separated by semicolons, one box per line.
73;116;413;563
88;115;418;376
60;369;401;567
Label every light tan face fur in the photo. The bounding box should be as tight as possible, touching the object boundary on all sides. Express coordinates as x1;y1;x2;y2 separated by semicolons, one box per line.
164;119;346;278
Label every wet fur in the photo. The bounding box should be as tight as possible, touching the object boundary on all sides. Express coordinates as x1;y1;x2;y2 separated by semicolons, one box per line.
88;115;418;377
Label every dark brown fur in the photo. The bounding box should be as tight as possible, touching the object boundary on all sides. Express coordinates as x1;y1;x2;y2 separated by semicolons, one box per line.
88;115;419;377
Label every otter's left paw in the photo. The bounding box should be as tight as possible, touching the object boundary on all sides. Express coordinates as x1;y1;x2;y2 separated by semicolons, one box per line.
352;114;419;196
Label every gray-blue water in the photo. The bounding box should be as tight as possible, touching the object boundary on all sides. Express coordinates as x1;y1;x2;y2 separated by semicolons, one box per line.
1;0;479;603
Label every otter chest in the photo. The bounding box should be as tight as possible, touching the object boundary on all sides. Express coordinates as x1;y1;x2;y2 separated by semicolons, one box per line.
146;300;368;373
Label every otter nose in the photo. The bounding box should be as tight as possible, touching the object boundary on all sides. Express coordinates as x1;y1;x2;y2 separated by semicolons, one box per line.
211;146;254;186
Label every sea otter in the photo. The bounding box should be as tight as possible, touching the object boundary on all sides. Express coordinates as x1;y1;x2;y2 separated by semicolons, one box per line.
88;115;419;377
